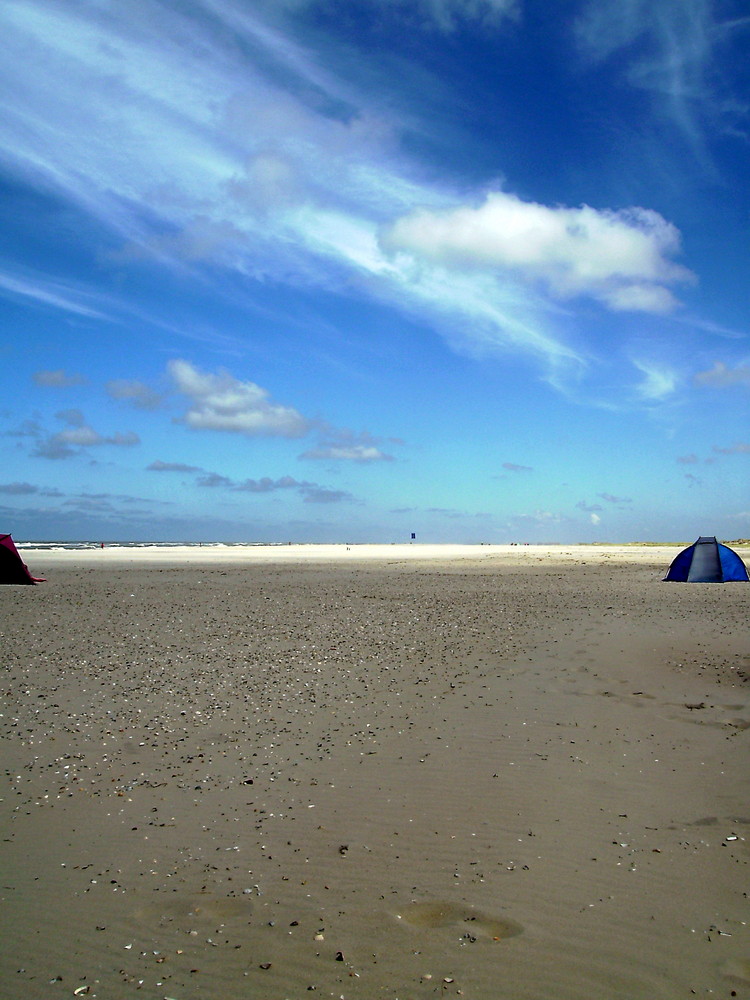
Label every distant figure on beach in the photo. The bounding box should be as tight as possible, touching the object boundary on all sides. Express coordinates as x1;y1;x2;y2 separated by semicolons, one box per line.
100;542;104;549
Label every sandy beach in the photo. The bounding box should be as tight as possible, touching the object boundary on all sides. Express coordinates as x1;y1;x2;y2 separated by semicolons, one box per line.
1;545;749;999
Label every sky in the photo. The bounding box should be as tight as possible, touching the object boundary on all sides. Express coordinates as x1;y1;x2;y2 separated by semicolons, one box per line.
0;0;748;543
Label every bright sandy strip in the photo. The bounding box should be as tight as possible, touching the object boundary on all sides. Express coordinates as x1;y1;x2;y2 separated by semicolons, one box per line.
24;542;699;568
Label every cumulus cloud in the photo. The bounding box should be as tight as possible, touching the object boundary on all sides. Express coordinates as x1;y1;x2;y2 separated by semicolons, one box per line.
694;361;750;388
381;191;692;313
107;379;164;410
33;369;86;388
300;428;394;463
169;360;311;438
31;411;140;459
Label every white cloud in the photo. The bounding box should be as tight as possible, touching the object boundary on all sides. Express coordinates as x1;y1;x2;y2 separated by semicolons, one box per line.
590;512;601;525
301;445;390;461
381;191;692;313
632;358;679;400
300;428;395;463
168;359;311;438
30;410;139;458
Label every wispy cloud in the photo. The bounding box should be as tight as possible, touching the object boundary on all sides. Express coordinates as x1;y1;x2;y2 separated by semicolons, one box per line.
0;0;688;394
502;462;533;473
631;358;679;400
574;0;749;157
381;0;519;32
0;270;109;320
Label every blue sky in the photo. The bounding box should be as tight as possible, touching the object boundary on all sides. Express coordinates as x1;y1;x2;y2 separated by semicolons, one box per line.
0;0;748;543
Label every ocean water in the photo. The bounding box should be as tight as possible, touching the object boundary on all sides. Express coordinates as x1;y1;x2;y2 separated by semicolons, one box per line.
14;540;277;551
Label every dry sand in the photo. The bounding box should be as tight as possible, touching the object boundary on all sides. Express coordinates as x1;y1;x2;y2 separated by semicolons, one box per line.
1;545;749;1000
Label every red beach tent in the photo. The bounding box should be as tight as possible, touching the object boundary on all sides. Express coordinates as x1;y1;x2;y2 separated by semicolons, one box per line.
0;534;45;584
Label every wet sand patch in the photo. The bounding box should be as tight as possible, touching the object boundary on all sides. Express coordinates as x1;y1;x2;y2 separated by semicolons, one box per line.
396;900;523;940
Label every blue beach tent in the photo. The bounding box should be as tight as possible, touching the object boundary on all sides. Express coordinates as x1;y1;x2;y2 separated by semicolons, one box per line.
664;536;749;583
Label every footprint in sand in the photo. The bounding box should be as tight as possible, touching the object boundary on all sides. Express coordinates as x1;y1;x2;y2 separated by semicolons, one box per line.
396;901;522;941
722;957;750;983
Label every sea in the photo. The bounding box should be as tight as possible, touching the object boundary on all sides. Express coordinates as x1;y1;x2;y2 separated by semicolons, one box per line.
14;540;280;551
